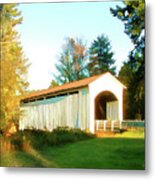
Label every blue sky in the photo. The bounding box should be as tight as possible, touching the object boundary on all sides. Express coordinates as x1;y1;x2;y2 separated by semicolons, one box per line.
17;1;134;90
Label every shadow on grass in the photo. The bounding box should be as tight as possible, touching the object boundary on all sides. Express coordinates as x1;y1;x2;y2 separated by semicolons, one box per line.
1;148;59;168
0;136;58;168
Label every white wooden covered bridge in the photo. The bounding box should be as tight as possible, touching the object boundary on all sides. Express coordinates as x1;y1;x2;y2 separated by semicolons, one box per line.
19;72;126;133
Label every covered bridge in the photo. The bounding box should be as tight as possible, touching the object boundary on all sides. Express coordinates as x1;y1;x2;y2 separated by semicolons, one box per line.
19;72;126;133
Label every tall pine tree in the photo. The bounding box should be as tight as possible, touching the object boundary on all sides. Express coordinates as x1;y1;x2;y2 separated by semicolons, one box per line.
0;4;29;131
88;34;116;76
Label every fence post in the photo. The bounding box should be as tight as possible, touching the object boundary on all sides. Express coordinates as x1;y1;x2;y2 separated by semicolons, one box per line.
96;121;99;131
120;121;122;129
104;120;106;132
111;121;114;131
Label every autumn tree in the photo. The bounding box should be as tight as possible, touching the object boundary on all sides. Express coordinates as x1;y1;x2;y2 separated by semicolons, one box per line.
0;4;29;131
88;34;116;76
111;0;145;119
54;37;88;84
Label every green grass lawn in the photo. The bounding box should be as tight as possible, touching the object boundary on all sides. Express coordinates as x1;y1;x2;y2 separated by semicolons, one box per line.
1;135;145;170
115;129;145;138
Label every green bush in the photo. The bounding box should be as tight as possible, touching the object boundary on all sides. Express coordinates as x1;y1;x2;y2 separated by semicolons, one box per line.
11;127;95;150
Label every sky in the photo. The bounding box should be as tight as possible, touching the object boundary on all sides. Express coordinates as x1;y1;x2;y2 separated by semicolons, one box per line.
16;1;134;90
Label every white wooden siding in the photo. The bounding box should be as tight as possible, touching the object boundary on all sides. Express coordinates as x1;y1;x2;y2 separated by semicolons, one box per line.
19;88;89;131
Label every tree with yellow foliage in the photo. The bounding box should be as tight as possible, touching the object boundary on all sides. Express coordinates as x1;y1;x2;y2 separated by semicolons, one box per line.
0;4;29;132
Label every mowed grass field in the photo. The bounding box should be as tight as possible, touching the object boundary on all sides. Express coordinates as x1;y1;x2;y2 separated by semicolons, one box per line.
1;130;145;170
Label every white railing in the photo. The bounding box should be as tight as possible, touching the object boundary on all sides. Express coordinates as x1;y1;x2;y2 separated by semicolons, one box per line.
96;120;107;132
95;120;122;132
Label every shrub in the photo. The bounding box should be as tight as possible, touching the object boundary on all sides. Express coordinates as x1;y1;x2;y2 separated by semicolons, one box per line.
11;127;95;150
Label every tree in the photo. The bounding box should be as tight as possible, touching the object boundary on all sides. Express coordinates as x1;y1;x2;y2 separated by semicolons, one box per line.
118;61;137;119
111;0;145;119
88;34;116;76
0;4;29;131
49;80;59;88
54;37;88;84
110;0;144;72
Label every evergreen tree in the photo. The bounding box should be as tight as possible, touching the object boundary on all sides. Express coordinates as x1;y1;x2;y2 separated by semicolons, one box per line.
118;61;137;119
88;34;116;76
54;37;88;84
111;0;145;119
0;4;29;131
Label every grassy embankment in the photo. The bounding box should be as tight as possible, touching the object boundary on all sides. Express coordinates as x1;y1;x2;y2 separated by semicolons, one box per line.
0;129;145;169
